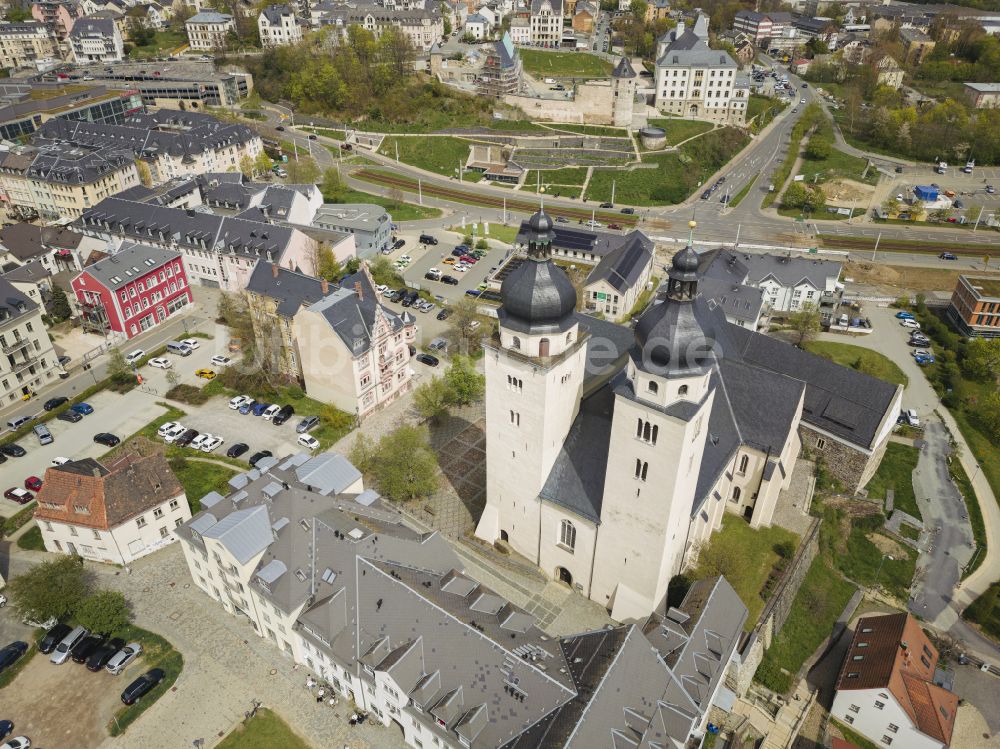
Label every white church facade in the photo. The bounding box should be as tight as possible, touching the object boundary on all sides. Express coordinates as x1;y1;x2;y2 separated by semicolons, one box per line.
476;212;902;622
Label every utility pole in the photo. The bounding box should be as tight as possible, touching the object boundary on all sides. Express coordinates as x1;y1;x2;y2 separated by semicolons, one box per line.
611;179;616;205
974;206;983;232
395;141;399;163
458;159;463;183
872;231;881;262
734;223;741;248
418;179;423;206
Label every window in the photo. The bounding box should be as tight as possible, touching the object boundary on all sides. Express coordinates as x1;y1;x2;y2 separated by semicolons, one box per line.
634;459;648;481
511;336;520;350
647;380;658;394
848;705;860;713
136;516;147;528
153;508;164;519
510;410;520;426
738;455;749;474
920;655;931;668
170;499;180;510
559;519;576;550
160;526;169;538
880;738;892;746
636;419;658;445
874;700;885;709
887;724;898;734
92;529;100;540
731;486;741;502
844;715;854;725
69;526;78;536
816;437;826;450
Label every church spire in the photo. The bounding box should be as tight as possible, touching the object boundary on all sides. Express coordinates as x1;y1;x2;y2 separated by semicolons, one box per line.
667;220;700;301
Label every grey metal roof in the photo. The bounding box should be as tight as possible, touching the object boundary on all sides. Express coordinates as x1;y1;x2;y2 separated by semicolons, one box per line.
0;276;39;323
308;269;407;356
245;261;326;318
611;57;636;78
261;3;294;24
736;252;842;290
294;452;361;495
656;16;736;68
189;512;218;535
69;16;116;38
201;505;273;564
187;10;233;22
257;558;287;584
77;242;180;291
200;490;226;509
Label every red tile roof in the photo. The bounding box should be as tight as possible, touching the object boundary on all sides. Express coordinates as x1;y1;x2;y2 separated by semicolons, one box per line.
34;453;184;531
835;612;956;746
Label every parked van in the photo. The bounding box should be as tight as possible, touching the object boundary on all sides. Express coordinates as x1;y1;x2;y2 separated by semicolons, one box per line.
6;415;31;430
51;625;89;664
166;341;193;356
33;423;53;445
418;234;438;245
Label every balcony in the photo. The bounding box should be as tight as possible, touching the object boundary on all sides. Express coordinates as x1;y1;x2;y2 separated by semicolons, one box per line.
1;337;30;355
6;354;39;374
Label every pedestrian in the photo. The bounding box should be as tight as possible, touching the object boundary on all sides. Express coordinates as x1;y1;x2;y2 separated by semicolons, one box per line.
317;688;325;703
329;697;337;708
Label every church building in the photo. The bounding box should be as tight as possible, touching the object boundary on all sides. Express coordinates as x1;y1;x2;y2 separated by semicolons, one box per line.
476;211;902;622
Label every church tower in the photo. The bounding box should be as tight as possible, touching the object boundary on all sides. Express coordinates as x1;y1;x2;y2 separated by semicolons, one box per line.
611;56;637;128
475;209;587;560
590;225;724;621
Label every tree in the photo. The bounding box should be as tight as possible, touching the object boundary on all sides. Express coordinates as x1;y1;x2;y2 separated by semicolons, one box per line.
314;243;342;281
413;377;452;424
475;238;488;250
135;159;153;187
979;391;1000;441
882;196;900;215
49;283;71;321
441;4;452;36
108;348;134;385
321;168;347;202
964;338;1000;381
75;590;132;634
360;425;438;502
285;155;320;184
165;368;180;390
805;135;832;160
443;355;484;405
239;154;254;179
782;182;812;210
254;151;273;177
629;0;648;19
787;304;821;344
446;297;482;354
7;556;90;623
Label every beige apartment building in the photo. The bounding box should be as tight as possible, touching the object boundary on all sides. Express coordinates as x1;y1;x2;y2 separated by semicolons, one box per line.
0;276;60;406
0;21;57;70
185;11;235;50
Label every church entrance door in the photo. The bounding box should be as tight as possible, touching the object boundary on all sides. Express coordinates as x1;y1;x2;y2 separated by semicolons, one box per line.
557;567;573;586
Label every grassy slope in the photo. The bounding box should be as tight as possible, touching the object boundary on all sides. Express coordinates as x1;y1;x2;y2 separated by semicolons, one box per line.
645;118;714;146
215;708;313;749
378;136;481;181
963;581;1000;641
803;341;908;387
865;443;921;521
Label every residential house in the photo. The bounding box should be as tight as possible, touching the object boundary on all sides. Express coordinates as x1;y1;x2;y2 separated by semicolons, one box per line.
529;0;562;46
571;0;595;34
128;3;167;32
69;17;124;63
737;252;842;312
901;27;935;65
582;231;654;322
315;3;444;52
832;613;958;749
0;22;59;70
185;11;235;50
258;4;304;47
175;447;750;749
464;12;490;38
947;274;1000;338
732;9;791;46
0;275;60;405
964;82;1000;109
644;0;669;23
0;223;91;276
874;54;903;89
509;13;529;43
35;454;191;565
310;204;391;256
654;15;747;125
71;242;191;339
697;247;765;329
31;0;84;41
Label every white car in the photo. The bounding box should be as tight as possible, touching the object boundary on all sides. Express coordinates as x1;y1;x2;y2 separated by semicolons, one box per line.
586;220;602;228
106;642;142;675
124;349;145;364
148;357;172;369
200;434;224;453
157;421;182;438
382;287;395;298
905;409;920;427
800;98;806;103
374;284;388;294
263;404;281;420
211;355;232;367
428;267;442;276
229;395;252;410
297;434;320;450
399;254;412;263
51;456;72;466
162;424;187;443
2;738;30;749
900;318;920;329
189;434;211;451
180;338;200;350
911;349;931;359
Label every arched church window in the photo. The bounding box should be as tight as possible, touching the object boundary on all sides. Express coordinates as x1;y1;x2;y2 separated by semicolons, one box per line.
678;384;688;396
566;331;574;343
732;486;742;502
738;455;749;474
643;422;651;441
560;519;576;550
511;336;521;350
539;338;550;357
647;380;658;394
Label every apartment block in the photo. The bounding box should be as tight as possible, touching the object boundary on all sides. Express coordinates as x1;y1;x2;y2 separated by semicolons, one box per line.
0;21;58;70
0;276;60;406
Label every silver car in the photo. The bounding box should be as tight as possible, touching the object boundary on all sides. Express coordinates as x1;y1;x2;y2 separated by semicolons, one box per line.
106;642;142;675
50;625;88;665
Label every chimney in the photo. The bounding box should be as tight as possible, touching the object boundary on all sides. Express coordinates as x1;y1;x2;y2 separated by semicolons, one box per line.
92;467;101;477
321;278;329;295
354;281;363;300
271;263;279;279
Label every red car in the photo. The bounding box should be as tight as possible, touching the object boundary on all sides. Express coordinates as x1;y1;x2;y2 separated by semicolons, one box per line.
460;255;478;264
608;223;622;230
4;487;33;504
25;476;42;491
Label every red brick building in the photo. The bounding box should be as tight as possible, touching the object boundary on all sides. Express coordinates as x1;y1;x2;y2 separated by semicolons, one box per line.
947;274;1000;338
71;242;191;340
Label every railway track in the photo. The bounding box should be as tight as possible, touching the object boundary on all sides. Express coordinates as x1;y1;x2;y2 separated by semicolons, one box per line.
820;234;997;255
355;168;640;227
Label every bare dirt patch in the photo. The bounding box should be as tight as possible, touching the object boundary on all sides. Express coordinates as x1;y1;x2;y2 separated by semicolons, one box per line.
823;178;874;207
845;260;1000;295
866;532;907;559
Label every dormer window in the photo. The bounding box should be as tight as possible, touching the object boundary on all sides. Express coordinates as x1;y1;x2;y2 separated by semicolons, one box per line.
678;384;688;396
647;380;658;394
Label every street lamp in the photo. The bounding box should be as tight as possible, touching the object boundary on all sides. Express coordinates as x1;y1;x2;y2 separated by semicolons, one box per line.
872;553;893;593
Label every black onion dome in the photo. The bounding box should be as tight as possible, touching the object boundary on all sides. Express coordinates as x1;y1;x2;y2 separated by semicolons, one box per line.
499;260;577;334
633;295;721;374
672;244;699;275
527;209;555;246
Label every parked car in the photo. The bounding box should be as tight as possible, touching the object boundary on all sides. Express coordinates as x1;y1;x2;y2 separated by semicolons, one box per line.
71;635;104;664
71;402;93;416
895;311;914;319
161;424;187;443
106;643;142;675
38;623;71;655
0;444;25;458
296;415;319;433
0;721;11;741
227;443;249;458
120;668;166;705
249;450;273;467
3;488;32;504
124;349;145;365
238;400;257;415
24;477;41;492
914;354;935;365
195;368;216;380
441;276;459;285
50;625;88;665
0;642;28;673
189;434;211;451
701;190;712;200
200;435;224;453
229;395;252;410
175;429;199;447
57;410;82;423
148;357;172;369
93;433;120;447
211;355;232;367
905;409;920;427
911;349;932;359
273;404;295;426
415;353;439;367
900;318;920;329
43;396;68;411
86;638;125;672
1;736;29;749
251;402;272;417
51;457;72;466
393;238;405;249
262;404;281;420
437;308;452;321
298;434;320;451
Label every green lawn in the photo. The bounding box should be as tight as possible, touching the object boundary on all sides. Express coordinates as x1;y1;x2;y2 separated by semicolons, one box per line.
328;186;441;221
523;167;590;187
865;443;921;521
447;222;519;244
547;123;628;137
645;118;714;147
216;708;312;749
754;558;856;694
128;28;187;59
586;127;748;205
16;525;44;551
168;456;238;513
108;625;183;736
803;341;908;387
831;720;883;749
898;522;921;541
519;49;613;78
379;136;481;181
692;515;800;630
801;143;879;186
964;581;1000;642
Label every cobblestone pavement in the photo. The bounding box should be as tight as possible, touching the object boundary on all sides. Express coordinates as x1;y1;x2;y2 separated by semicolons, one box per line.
89;546;407;749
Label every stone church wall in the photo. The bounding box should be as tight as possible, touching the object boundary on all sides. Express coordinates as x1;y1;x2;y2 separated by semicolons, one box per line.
798;424;876;494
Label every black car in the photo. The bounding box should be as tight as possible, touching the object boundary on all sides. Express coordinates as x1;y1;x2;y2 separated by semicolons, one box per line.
93;433;121;447
71;635;104;664
43;396;68;411
415;353;439;367
0;443;26;457
272;404;295;426
275;125;285;131
437;308;452;321
227;443;249;458
390;288;407;303
599;202;614;208
39;623;72;654
308;134;317;140
121;668;165;705
249;450;273;467
174;429;199;447
939;252;958;260
701;190;712;200
57;410;83;423
87;638;125;672
393;238;405;249
401;291;419;308
620;207;635;215
0;641;28;673
441;276;459;286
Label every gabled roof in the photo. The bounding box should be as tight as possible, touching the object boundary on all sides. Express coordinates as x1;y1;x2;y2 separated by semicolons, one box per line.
0;276;40;323
0;223;84;261
585;231;652;293
75;242;180;291
611;56;636;78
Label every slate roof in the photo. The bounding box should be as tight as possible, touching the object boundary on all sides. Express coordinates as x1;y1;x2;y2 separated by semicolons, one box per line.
187;10;233;22
0;223;84;262
611;56;636;78
0;276;39;324
260;3;294;24
656;15;736;68
530;0;562;14
585;232;652;293
34;454;184;531
69;16;116;38
515;222;653;261
2;259;49;285
78;242;180;291
245;261;326;317
736;251;842;289
306;268;409;356
23;141;134;186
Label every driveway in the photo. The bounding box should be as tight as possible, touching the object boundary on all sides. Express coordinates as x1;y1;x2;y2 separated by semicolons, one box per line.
167;397;305;461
